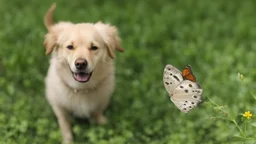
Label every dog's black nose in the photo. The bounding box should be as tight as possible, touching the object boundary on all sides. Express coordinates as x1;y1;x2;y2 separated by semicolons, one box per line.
75;58;87;70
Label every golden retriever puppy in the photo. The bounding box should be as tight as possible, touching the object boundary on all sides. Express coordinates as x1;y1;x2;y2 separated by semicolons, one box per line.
43;3;124;143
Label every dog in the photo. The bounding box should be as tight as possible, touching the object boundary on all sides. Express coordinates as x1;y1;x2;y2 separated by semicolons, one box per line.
43;3;124;143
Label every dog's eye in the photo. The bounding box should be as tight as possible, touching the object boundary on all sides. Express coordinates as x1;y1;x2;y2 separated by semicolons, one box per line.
91;46;98;51
67;45;74;50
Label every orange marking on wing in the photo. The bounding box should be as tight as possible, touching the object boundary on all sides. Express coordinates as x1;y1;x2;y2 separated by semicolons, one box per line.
182;65;196;82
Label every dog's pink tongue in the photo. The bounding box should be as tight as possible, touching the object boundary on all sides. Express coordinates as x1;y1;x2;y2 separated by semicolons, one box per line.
74;73;90;82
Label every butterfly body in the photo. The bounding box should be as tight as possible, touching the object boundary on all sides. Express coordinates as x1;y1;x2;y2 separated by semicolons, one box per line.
163;64;203;113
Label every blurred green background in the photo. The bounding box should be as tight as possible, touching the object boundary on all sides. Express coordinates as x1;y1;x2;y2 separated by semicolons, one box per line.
0;0;256;143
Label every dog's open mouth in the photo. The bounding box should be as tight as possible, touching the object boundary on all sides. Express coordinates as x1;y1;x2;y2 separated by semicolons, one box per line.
72;72;92;83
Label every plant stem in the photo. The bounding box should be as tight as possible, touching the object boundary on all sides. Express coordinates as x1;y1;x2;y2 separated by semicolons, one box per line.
231;119;245;137
207;96;245;137
207;96;219;107
244;120;247;137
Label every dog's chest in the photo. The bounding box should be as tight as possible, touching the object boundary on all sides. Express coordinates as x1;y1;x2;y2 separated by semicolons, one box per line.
59;89;102;117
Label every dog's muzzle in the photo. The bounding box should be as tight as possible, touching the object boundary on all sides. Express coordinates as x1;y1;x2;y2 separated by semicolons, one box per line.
72;58;92;83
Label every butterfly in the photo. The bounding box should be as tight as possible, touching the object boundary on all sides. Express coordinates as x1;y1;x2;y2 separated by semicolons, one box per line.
163;64;203;113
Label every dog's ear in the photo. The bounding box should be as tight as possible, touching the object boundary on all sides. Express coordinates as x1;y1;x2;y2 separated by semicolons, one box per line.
44;23;73;54
44;33;57;55
94;22;124;59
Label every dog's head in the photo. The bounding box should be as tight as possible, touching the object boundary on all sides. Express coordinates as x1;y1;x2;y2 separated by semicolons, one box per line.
43;3;124;83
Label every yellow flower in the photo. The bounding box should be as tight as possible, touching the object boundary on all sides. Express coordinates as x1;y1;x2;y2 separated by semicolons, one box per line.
243;111;252;119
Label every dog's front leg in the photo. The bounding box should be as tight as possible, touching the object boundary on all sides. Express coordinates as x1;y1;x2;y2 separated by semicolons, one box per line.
52;106;73;144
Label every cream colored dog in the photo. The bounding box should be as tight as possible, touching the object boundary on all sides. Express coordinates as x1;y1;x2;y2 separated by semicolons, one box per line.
43;3;124;143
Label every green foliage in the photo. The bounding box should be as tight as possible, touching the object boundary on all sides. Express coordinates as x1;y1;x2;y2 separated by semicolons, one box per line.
0;0;256;143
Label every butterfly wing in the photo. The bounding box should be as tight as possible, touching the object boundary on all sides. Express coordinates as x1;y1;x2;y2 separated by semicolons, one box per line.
163;64;184;95
182;65;196;82
170;80;203;113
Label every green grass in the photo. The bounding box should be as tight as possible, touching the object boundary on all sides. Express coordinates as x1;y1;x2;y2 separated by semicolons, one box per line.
0;0;256;143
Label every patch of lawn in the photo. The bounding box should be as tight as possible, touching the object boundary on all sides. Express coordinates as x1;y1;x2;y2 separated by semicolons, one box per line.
0;0;256;143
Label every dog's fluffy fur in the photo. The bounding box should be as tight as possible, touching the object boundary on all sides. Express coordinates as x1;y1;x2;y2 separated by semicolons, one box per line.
43;3;124;143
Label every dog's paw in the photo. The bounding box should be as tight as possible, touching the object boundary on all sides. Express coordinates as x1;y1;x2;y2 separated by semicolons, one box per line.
62;139;74;144
96;115;108;125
